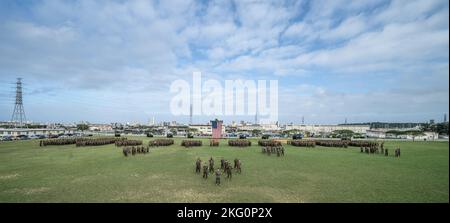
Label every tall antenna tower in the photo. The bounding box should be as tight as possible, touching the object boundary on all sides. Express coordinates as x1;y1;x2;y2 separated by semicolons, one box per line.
11;78;27;127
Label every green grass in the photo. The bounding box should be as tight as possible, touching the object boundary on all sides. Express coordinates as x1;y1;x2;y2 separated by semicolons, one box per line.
0;137;448;203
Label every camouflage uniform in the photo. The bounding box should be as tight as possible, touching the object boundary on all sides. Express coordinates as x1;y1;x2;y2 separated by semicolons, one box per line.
215;169;221;185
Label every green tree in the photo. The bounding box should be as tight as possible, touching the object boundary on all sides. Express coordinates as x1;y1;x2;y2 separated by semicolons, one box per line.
77;124;89;132
251;129;262;137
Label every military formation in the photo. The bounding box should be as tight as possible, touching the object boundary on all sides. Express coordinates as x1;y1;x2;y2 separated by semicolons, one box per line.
228;139;252;147
261;145;285;157
360;142;401;158
148;139;174;147
181;140;202;148
195;157;242;185
115;139;143;147
315;140;348;148
122;146;150;157
209;140;219;147
39;138;77;146
75;137;121;147
288;140;315;147
348;140;380;148
258;140;282;147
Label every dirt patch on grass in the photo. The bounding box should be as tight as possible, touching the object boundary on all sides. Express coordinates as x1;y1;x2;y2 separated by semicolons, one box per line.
111;190;152;202
0;173;20;180
4;187;50;195
171;188;221;202
225;186;307;203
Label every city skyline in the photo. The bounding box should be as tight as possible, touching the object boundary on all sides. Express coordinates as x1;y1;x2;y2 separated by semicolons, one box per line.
0;0;449;124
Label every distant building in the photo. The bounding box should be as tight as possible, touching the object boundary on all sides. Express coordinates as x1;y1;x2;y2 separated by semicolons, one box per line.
284;124;370;134
189;124;212;135
88;124;113;132
0;128;74;137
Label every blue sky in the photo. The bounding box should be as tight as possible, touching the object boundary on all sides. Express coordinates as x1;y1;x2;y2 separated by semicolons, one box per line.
0;0;448;124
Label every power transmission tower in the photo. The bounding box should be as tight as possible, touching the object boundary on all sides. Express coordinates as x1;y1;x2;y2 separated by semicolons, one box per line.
10;78;27;127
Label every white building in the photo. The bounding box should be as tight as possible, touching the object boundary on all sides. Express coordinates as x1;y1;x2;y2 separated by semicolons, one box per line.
189;123;225;136
284;124;370;134
0;128;74;137
88;124;113;132
366;129;386;138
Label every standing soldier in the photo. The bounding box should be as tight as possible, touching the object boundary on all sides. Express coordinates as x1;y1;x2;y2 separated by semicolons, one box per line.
195;158;202;174
235;159;241;174
220;158;225;169
215;168;221;185
281;147;285;156
385;148;389;156
226;165;232;180
209;157;214;173
223;161;229;173
202;163;209;179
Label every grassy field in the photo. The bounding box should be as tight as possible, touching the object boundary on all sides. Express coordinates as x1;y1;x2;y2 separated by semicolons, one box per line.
0;137;448;203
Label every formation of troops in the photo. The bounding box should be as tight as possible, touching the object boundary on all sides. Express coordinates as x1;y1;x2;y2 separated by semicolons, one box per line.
360;142;401;157
258;140;282;147
288;140;315;147
75;137;122;147
181;140;202;148
39;138;77;146
209;140;219;147
148;139;174;147
115;139;143;147
228;139;252;147
261;145;285;157
288;139;383;149
122;146;150;157
315;140;349;148
195;157;242;185
40;137;128;147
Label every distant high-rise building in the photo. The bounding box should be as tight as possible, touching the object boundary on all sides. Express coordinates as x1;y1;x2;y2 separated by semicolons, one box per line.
444;114;447;123
430;119;435;124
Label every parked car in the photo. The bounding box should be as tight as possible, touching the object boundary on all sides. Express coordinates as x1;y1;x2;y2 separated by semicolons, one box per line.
48;134;59;139
28;135;39;140
17;135;29;140
1;136;13;141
